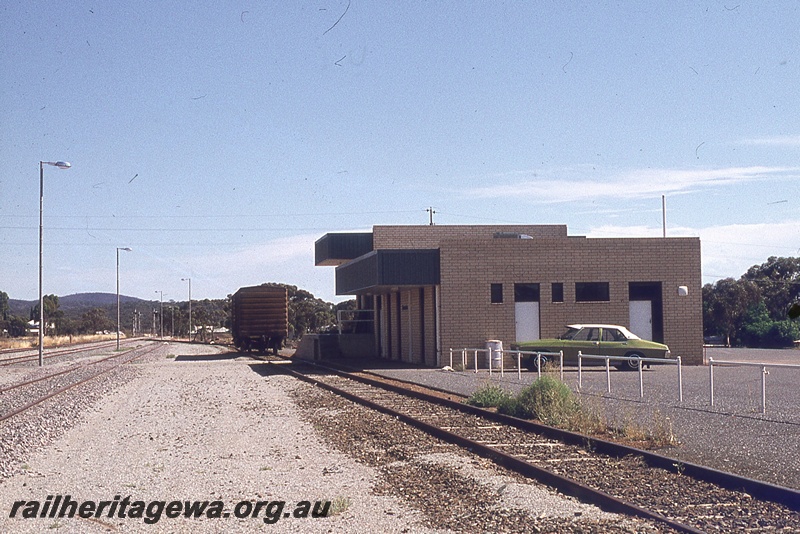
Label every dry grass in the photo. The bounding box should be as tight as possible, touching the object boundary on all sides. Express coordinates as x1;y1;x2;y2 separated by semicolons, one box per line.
577;397;677;449
537;362;677;448
466;366;678;450
0;333;120;350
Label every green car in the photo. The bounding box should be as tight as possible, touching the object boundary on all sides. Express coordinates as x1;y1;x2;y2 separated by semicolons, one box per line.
511;324;671;371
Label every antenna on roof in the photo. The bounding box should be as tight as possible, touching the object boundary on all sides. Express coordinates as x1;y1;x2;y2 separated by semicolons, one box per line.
427;207;436;225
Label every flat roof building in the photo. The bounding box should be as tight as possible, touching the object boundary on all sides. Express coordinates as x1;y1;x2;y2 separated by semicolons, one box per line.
315;224;703;365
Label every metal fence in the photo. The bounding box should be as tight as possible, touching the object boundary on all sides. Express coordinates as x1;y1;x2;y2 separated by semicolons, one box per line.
336;309;374;334
447;346;798;414
447;347;683;402
708;357;800;414
577;351;683;402
447;347;563;380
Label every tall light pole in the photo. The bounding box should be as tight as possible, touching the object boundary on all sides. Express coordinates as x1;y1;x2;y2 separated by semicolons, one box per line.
116;247;132;350
38;160;71;366
155;291;164;340
181;277;191;341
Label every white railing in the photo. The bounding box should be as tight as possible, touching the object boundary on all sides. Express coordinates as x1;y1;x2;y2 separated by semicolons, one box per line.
502;350;564;380
577;351;683;402
447;347;563;380
448;347;488;374
708;358;800;414
336;309;374;334
446;347;683;403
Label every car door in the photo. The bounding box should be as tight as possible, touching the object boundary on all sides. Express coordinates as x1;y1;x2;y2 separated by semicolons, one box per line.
598;327;629;358
567;326;601;359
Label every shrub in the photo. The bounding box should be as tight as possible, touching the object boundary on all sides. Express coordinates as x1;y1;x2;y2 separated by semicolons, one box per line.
466;384;513;408
499;376;579;426
741;301;800;347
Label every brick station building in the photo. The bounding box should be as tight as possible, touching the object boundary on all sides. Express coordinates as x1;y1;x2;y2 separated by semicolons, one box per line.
314;224;703;366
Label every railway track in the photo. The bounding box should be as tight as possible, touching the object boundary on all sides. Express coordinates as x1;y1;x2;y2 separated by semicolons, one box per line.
0;340;127;367
1;342;160;423
268;357;800;533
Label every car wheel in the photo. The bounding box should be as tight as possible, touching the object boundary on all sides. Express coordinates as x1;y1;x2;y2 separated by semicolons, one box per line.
526;353;550;372
617;352;643;371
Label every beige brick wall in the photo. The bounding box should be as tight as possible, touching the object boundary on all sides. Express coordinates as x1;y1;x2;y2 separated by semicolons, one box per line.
373;225;568;249
437;236;703;364
358;226;702;366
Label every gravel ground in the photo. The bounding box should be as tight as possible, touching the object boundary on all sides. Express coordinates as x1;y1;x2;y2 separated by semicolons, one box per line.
285;367;669;533
0;342;658;533
365;347;800;490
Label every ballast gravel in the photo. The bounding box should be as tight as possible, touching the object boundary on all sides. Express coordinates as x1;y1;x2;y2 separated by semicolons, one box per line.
0;342;661;533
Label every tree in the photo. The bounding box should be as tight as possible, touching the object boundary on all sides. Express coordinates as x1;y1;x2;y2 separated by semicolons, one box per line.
0;290;9;321
7;316;28;337
703;256;800;347
702;278;759;346
0;290;9;336
31;294;62;336
189;299;228;341
743;256;800;321
81;308;113;334
740;301;800;348
284;285;335;337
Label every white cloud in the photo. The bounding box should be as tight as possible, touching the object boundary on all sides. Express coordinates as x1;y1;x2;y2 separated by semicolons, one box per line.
464;166;800;204
584;221;800;283
739;135;800;147
697;222;800;282
178;233;343;302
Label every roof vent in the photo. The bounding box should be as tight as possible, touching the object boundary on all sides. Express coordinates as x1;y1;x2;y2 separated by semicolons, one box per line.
493;232;534;240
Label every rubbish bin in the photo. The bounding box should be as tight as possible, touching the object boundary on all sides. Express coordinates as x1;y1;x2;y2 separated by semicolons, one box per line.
485;340;503;368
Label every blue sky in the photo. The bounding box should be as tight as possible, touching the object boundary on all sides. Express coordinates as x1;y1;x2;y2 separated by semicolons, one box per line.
2;1;799;304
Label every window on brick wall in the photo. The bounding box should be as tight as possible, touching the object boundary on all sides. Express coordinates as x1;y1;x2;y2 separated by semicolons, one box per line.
490;283;503;303
551;283;564;303
575;282;610;302
514;283;540;302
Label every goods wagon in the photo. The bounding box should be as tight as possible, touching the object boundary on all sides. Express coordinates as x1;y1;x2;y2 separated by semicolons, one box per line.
231;285;288;354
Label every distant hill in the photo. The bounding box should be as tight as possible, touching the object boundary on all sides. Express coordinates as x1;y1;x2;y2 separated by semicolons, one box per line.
59;292;148;310
8;293;151;318
8;299;33;318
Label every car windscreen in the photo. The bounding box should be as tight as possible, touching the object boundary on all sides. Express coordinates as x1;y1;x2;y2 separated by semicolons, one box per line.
559;327;581;340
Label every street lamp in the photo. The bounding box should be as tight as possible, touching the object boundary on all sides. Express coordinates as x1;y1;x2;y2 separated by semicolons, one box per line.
116;247;132;350
181;277;191;341
155;290;164;340
38;160;71;366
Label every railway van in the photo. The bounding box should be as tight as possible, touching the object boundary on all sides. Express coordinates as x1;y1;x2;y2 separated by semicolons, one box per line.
230;285;288;354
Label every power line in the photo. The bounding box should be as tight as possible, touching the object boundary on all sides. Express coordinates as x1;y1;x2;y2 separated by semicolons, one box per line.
0;226;336;232
0;209;422;220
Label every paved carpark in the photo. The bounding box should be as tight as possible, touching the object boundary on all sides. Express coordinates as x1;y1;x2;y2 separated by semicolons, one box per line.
362;347;800;491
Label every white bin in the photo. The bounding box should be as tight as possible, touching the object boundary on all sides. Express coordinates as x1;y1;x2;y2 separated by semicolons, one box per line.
485;340;503;368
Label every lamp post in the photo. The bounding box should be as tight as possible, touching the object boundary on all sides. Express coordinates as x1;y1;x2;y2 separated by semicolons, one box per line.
155;291;164;340
116;247;132;350
181;277;191;341
38;160;71;366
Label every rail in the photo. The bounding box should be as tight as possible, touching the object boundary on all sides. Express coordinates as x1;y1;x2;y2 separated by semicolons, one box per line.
578;351;683;402
708;358;800;414
274;356;800;527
